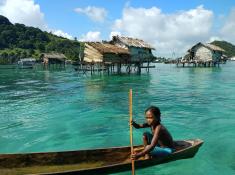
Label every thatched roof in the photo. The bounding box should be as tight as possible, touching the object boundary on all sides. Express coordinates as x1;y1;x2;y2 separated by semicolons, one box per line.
182;53;190;60
112;36;155;49
204;43;225;52
189;42;225;52
42;53;66;61
86;42;130;55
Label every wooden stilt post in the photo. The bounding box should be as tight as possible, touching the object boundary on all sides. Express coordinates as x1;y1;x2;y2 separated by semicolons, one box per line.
147;61;150;73
90;64;91;75
107;64;110;75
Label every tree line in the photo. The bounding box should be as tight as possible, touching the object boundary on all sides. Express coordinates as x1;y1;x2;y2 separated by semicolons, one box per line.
211;40;235;58
0;15;82;64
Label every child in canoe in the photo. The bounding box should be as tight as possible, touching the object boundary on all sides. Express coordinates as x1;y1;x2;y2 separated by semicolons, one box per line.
131;106;175;160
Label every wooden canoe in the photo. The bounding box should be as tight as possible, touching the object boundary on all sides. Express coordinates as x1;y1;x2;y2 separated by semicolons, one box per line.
0;139;203;175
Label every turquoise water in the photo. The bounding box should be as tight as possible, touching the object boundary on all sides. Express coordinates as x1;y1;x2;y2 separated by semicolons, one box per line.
0;63;235;175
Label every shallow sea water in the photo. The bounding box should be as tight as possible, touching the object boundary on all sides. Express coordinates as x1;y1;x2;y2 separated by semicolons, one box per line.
0;63;235;175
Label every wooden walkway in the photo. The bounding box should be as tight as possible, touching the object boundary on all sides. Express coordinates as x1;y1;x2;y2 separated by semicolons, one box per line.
74;62;155;75
176;60;221;67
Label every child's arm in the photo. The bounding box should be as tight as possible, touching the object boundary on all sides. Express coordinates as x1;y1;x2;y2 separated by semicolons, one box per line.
133;125;161;159
132;121;149;129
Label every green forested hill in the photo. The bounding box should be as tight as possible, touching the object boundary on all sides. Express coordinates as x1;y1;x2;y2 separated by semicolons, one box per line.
211;40;235;58
0;15;81;64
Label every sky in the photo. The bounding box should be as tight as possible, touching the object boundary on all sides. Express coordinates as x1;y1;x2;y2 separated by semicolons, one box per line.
0;0;235;57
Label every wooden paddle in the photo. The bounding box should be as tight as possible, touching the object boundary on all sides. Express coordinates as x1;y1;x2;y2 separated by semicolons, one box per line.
129;89;135;175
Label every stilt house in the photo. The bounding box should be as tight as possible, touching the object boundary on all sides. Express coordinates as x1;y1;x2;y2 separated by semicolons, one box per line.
42;53;66;65
183;42;225;63
82;42;130;63
110;36;155;62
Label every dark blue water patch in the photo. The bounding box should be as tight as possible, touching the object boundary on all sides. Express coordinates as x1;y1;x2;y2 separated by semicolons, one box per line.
78;123;109;136
0;121;24;130
230;156;235;171
53;132;72;141
11;90;40;99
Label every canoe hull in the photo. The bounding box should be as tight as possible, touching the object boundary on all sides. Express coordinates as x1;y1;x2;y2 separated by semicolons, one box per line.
0;139;203;175
50;139;203;175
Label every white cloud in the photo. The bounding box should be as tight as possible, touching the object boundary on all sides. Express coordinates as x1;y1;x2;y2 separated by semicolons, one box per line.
208;36;222;43
112;5;214;57
75;6;107;22
79;31;101;41
52;30;73;40
220;8;235;43
0;0;46;29
0;0;73;40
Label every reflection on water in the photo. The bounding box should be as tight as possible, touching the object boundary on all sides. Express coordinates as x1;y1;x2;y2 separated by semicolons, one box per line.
84;75;151;111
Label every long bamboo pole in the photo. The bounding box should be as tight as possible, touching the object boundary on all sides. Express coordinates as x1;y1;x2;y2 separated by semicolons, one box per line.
129;89;135;175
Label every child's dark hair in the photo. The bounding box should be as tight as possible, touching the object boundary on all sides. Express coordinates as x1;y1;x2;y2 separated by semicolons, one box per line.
145;106;161;122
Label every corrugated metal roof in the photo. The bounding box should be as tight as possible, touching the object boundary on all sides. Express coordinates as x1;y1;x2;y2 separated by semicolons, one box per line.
113;36;155;49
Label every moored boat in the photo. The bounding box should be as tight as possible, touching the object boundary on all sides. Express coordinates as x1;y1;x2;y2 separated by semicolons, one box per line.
17;58;36;69
0;139;203;175
230;57;235;61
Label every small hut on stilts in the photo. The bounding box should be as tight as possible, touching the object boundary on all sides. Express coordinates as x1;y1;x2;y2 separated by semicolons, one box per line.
178;42;225;67
110;36;156;74
41;53;66;69
76;42;130;75
76;36;156;75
